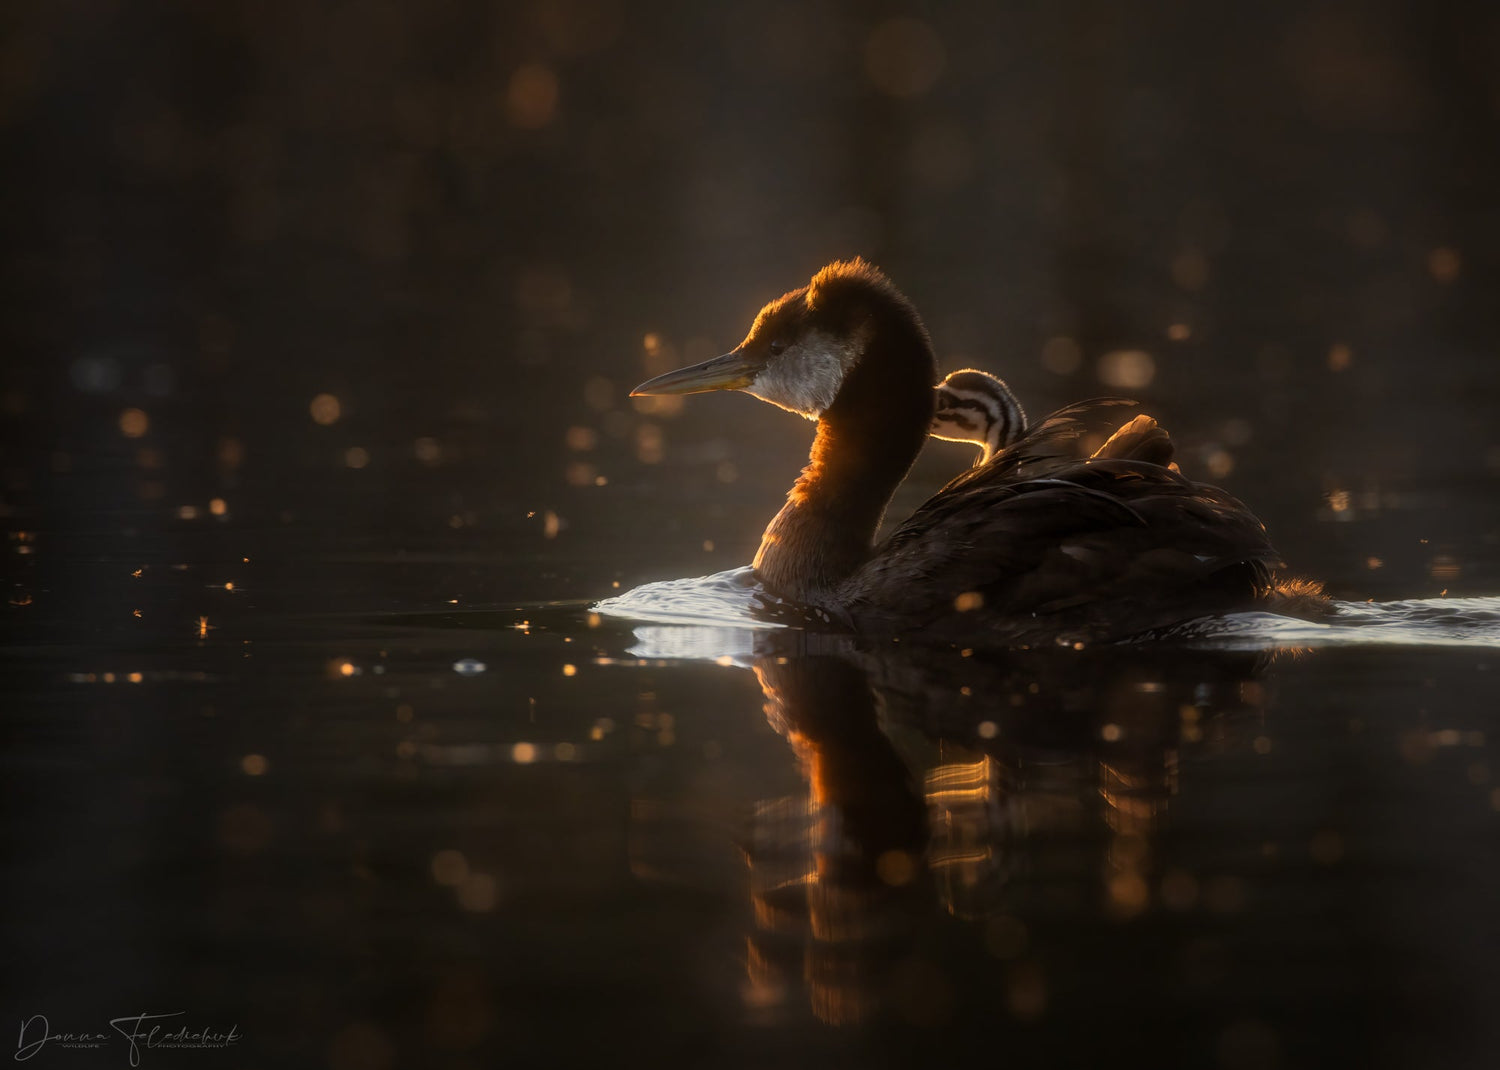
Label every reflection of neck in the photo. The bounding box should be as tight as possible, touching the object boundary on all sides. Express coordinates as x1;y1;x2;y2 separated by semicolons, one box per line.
752;327;935;603
753;656;927;862
752;653;928;1026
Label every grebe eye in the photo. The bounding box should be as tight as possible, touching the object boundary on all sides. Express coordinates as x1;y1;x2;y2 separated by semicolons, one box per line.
768;339;787;355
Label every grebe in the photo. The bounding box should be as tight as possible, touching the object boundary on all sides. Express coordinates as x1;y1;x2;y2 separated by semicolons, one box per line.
632;259;1299;643
930;369;1027;465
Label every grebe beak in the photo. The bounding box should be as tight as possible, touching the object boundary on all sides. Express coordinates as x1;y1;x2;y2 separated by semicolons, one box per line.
630;350;758;396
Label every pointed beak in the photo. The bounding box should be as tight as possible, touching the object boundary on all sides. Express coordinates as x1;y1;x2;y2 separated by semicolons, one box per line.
630;350;759;396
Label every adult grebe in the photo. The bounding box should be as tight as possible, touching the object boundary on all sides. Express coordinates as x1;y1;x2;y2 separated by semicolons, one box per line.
632;259;1300;643
930;369;1027;465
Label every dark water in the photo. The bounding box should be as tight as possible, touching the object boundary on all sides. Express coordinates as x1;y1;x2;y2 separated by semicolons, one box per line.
5;458;1499;1069
6;1;1500;1067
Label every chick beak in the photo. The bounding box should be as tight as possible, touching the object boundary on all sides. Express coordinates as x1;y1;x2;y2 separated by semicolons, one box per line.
630;350;758;396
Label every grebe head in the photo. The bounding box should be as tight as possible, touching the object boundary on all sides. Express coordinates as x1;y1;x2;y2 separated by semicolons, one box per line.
631;259;930;420
930;369;1028;465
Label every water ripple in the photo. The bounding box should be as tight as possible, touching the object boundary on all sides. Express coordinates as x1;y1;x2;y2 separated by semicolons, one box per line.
1165;597;1500;650
594;566;784;629
599;572;1500;660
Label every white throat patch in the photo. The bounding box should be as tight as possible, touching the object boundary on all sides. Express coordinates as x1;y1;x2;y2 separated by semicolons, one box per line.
745;328;864;419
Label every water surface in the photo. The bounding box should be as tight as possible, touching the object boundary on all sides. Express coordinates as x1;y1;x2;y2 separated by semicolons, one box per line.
6;507;1499;1067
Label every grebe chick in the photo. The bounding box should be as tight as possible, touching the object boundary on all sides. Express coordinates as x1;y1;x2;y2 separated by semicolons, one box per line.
930;369;1027;465
632;259;1296;644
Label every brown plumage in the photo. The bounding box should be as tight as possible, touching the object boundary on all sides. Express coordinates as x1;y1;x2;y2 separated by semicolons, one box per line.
1092;414;1178;470
631;259;1318;644
855;401;1283;642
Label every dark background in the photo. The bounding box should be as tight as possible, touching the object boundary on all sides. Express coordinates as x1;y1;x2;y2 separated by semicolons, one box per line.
3;0;1499;616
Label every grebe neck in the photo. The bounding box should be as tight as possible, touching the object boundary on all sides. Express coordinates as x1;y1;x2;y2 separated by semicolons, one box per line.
752;322;936;601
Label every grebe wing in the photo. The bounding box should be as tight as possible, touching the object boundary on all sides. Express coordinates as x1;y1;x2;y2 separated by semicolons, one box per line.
850;454;1282;642
1091;414;1177;469
937;397;1138;493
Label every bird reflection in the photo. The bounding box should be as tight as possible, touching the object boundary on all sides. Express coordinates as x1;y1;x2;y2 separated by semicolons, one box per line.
744;655;928;1024
734;639;1272;1024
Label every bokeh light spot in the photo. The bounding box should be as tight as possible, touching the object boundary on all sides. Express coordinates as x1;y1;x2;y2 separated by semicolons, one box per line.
507;63;559;129
120;408;150;438
1428;246;1461;284
310;394;341;425
953;591;983;613
457;872;499;912
414;437;443;465
1042;336;1082;375
1107;871;1150;917
1098;350;1156;389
